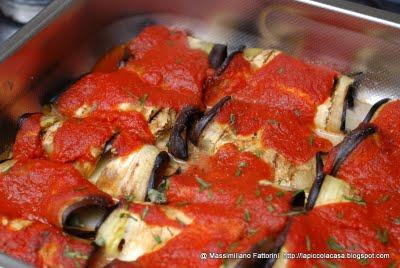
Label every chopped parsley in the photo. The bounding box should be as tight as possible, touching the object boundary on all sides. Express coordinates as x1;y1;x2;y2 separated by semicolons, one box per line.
147;189;167;204
124;193;135;203
294;109;302;117
255;187;261;197
138;94;148;106
337;212;344;219
244;209;251;222
376;194;390;204
175;201;190;207
230;113;236;125
266;119;280;126
308;133;315;146
344;195;366;206
63;247;88;260
235;194;244;207
276;191;285;197
141;206;149;220
153;235;162;244
119;213;137;221
196;176;211;191
358;258;369;266
376;228;389;244
216;241;224;248
267;204;275;212
394;217;400;225
254;150;264;158
265;194;273;202
277;67;286;74
306;235;311;251
327;236;344;252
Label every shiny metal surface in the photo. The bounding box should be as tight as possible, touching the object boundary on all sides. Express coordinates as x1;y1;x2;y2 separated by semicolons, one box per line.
0;0;399;263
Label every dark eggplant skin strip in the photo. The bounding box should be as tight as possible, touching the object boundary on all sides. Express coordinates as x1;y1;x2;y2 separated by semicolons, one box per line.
362;98;391;123
216;45;246;76
167;106;203;160
62;195;114;239
340;72;363;131
16;112;41;131
208;44;228;69
145;151;170;201
305;152;326;211
264;219;293;268
290;190;305;210
330;123;376;176
189;96;232;146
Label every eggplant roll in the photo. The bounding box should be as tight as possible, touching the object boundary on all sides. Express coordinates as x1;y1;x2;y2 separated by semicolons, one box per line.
0;159;113;237
191;48;353;190
275;101;400;267
92;203;191;266
92;144;298;268
54;25;221;151
0;214;93;268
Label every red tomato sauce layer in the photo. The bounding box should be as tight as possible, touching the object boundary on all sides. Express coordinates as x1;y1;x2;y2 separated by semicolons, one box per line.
13;114;44;160
0;215;92;268
325;101;400;203
205;53;336;163
0;159;113;227
49;111;153;163
285;203;398;268
58;25;210;115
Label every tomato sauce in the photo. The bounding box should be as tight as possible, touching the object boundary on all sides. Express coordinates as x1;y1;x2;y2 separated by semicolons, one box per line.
13;114;44;161
128;144;294;267
0;215;93;268
0;159;113;227
285;203;397;268
57;26;210;115
206;53;335;163
287;101;400;267
49;111;153;163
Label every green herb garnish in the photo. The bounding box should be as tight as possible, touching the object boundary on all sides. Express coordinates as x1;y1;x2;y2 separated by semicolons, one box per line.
255;187;261;197
244;209;251;222
139;94;148;106
308;133;315;146
153;235;162;244
64;247;88;260
119;213;137;220
306;235;311;251
196;176;211;191
344;195;366;206
276;191;285;197
141;206;149;220
327;236;344;252
124;193;135;203
147;189;167;204
394;217;400;225
376;228;388;244
236;194;244;207
358;258;369;266
267;204;275;212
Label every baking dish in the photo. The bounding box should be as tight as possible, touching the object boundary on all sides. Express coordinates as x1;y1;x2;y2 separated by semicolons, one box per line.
1;0;400;266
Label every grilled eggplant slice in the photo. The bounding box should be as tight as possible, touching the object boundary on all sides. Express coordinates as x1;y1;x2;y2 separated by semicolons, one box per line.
92;203;191;266
167;106;202;160
89;145;169;201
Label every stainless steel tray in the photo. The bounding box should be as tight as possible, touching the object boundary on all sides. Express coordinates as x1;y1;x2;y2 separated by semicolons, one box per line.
0;0;400;266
